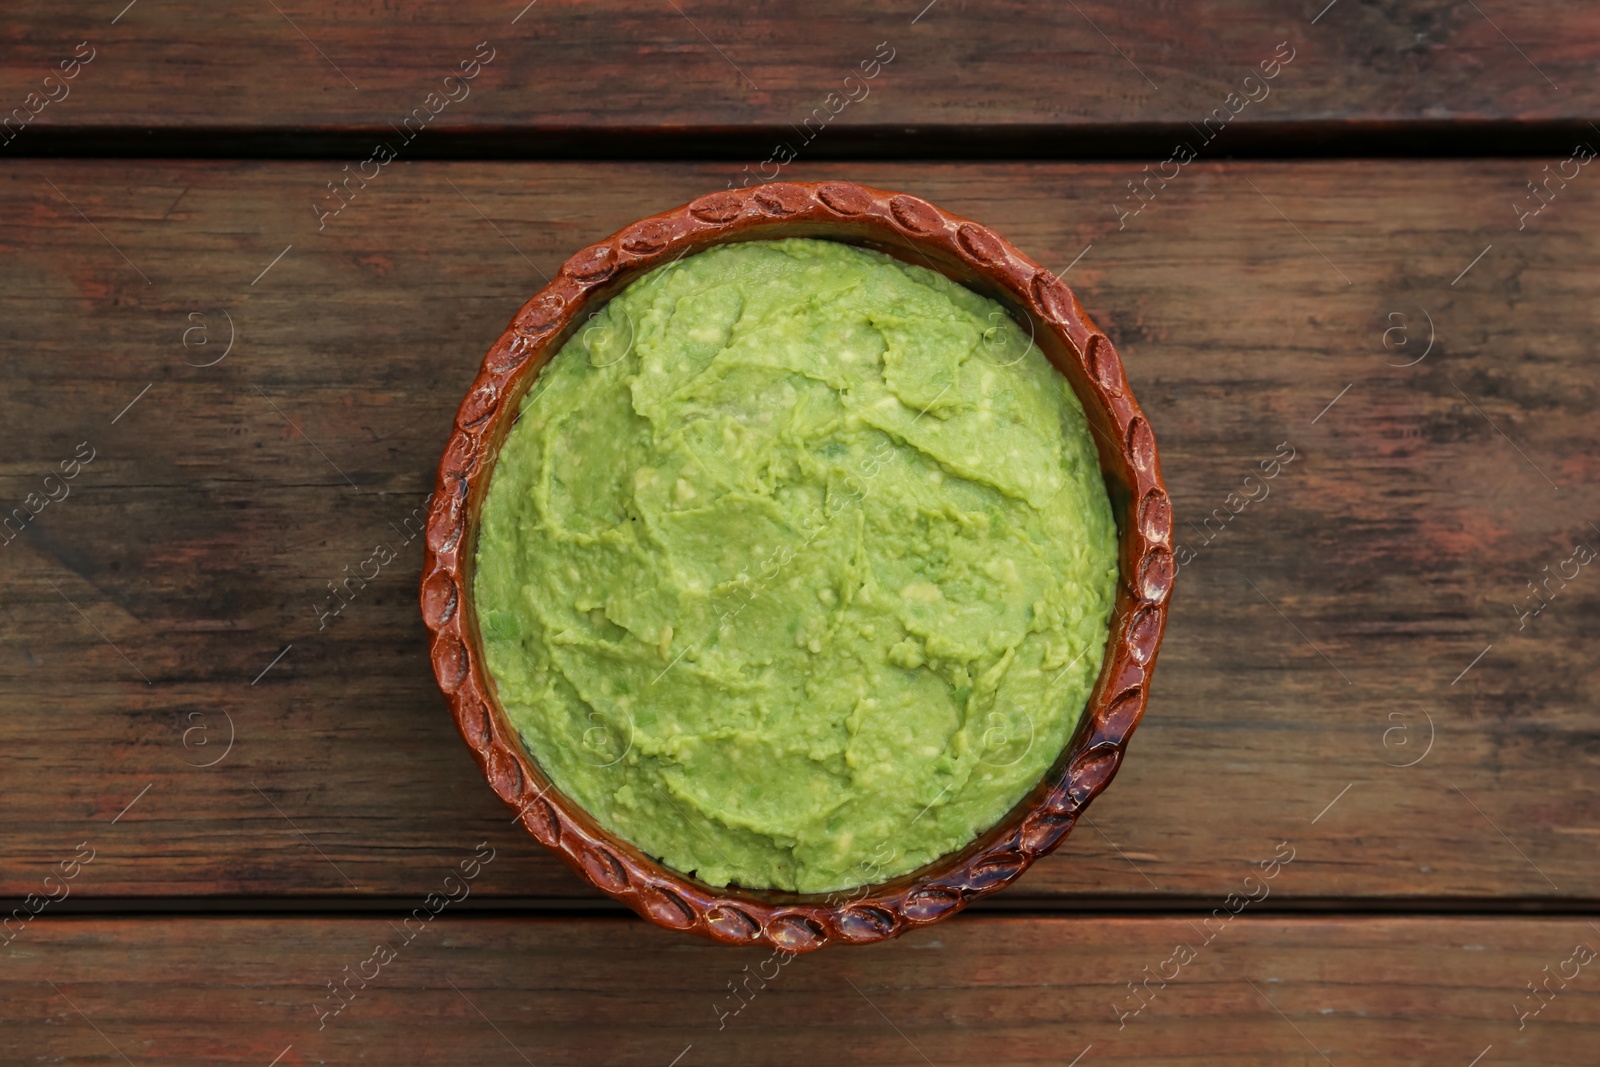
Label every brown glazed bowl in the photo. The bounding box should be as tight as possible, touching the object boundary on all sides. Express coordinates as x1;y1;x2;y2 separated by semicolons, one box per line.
422;181;1172;952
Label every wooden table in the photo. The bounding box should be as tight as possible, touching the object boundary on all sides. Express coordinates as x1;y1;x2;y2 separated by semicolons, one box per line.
3;3;1597;1063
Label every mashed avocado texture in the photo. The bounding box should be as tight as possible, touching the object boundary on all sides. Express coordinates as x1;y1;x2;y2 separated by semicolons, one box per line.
474;237;1117;893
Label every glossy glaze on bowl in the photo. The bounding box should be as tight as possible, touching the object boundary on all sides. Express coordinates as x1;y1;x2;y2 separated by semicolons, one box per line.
422;181;1173;952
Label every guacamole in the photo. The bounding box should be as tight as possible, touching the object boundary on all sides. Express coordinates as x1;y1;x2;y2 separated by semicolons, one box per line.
474;237;1117;894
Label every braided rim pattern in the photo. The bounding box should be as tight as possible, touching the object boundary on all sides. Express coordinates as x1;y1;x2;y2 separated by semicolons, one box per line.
421;181;1173;952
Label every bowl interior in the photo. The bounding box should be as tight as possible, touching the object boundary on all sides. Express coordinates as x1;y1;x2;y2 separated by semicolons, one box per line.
466;226;1127;896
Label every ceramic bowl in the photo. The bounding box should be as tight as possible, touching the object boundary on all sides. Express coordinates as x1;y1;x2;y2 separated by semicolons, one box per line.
421;181;1172;952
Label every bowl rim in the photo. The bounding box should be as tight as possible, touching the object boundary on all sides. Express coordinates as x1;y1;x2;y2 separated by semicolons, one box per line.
421;180;1173;953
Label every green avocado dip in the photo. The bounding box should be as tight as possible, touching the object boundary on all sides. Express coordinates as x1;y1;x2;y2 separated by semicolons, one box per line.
473;237;1118;894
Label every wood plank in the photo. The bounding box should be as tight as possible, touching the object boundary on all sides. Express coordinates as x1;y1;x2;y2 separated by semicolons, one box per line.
0;159;1596;903
3;916;1598;1064
0;1;1595;145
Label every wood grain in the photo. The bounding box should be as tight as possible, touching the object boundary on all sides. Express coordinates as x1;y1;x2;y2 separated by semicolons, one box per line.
0;2;1594;142
0;159;1596;904
3;916;1598;1065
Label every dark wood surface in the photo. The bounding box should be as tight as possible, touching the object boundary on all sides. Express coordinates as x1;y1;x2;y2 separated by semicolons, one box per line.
0;1;1595;144
1;159;1595;907
3;2;1598;1059
5;917;1599;1065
